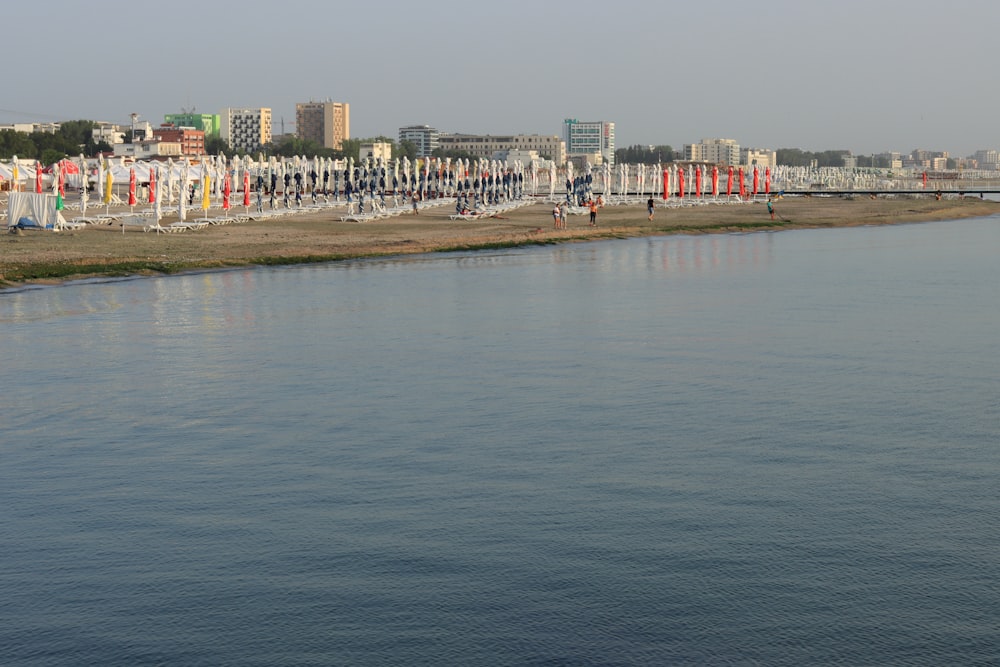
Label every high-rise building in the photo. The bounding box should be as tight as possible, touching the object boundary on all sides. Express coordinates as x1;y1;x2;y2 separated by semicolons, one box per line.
295;101;350;150
398;125;439;157
219;107;271;153
974;149;999;168
163;113;220;137
563;119;615;165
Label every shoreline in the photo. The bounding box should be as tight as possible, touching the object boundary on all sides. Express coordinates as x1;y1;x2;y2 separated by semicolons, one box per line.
2;195;997;289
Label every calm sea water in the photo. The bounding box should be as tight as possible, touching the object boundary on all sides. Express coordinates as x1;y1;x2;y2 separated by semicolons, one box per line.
2;217;999;666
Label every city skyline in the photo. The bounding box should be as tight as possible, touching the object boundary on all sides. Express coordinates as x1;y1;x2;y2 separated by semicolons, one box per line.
4;0;998;158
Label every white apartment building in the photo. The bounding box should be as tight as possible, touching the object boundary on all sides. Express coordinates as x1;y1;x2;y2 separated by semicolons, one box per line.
438;134;566;165
563;119;614;165
0;122;59;134
360;142;392;162
220;107;272;153
398;125;439;157
92;122;126;145
684;138;741;166
741;148;777;168
113;140;183;159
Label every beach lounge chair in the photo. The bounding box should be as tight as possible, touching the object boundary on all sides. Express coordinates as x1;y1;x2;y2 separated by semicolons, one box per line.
168;219;208;231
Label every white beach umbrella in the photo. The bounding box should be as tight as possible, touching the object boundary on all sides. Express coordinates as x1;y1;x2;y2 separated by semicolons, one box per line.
79;154;88;216
154;162;163;223
166;158;176;205
179;159;189;221
95;157;104;204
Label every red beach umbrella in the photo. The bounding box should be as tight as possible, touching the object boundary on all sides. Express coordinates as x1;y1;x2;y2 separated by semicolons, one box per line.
752;166;759;196
765;167;771;195
35;161;42;193
695;166;702;198
243;171;251;208
739;168;745;198
222;171;231;210
128;167;136;206
712;165;719;197
662;169;669;200
727;166;733;196
148;167;156;204
922;171;928;188
677;167;685;199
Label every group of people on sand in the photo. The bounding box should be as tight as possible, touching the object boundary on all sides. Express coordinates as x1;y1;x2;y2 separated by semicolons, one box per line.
551;194;781;230
552;196;603;229
644;194;779;222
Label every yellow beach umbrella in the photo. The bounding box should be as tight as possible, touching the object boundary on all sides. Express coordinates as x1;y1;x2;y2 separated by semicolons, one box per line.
103;163;113;205
202;171;211;211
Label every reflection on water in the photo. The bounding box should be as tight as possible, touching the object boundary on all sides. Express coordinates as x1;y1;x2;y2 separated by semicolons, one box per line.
3;219;1000;666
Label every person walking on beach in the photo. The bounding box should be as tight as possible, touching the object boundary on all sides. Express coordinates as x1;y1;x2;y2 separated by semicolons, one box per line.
588;198;598;226
552;204;561;229
411;193;420;215
647;196;655;221
767;198;775;220
559;201;568;229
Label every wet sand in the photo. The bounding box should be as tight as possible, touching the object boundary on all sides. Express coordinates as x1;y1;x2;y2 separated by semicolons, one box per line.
2;195;997;287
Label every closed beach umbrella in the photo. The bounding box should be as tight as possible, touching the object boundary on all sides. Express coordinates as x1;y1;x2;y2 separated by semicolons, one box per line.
712;165;719;198
727;166;733;197
179;160;189;221
677;166;684;199
662;169;669;200
128;167;136;207
202;167;211;211
148;167;156;204
739;168;745;198
79;154;88;215
243;170;251;209
95;158;104;203
695;166;702;198
752;166;759;196
166;158;175;205
11;155;19;192
104;161;113;206
54;161;64;211
765;167;770;195
154;163;163;224
35;161;42;193
222;170;231;211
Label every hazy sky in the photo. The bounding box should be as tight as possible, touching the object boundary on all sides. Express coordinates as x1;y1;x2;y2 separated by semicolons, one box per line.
5;0;997;156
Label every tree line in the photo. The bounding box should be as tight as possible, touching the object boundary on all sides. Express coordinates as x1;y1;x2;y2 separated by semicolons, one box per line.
0;119;428;165
0;120;111;165
5;123;956;169
615;145;677;164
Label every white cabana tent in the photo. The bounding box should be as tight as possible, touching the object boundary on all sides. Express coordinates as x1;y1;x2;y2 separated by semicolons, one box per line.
7;192;67;230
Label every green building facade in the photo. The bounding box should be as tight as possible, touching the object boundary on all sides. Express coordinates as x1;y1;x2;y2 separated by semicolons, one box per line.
164;113;220;137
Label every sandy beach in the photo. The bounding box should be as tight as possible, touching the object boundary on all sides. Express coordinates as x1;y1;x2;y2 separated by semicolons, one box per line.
2;195;997;287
